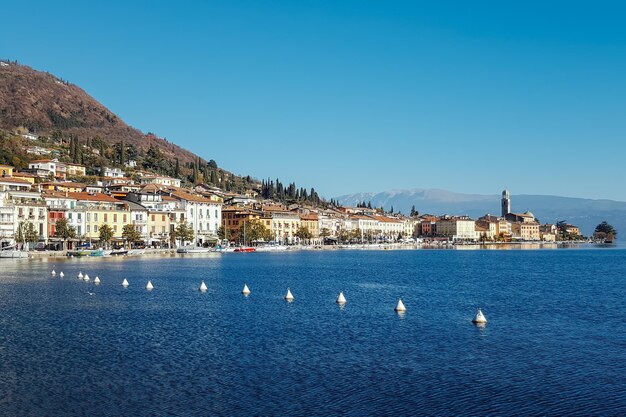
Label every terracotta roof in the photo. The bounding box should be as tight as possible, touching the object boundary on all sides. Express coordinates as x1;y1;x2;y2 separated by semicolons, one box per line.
0;177;32;185
41;190;77;199
170;190;214;203
300;214;319;221
67;192;123;203
12;172;36;178
41;182;86;188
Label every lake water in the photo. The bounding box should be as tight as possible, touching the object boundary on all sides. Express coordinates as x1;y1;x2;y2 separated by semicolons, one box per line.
0;248;624;416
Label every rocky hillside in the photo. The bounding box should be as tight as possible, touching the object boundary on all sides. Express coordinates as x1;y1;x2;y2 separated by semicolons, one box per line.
0;61;211;166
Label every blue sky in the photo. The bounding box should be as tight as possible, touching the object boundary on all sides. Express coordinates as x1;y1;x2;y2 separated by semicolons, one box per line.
2;1;626;200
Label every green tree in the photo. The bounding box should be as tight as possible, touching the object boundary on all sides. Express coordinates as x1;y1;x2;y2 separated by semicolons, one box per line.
122;224;142;248
295;226;313;243
16;221;39;248
173;221;195;246
53;218;76;250
98;224;114;249
594;221;617;241
242;219;271;245
320;228;331;238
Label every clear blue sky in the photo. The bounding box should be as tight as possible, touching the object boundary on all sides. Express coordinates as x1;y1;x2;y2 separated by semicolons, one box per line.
3;1;626;200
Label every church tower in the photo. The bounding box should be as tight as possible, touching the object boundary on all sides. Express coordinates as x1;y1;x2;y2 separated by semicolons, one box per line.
501;189;511;217
502;190;511;217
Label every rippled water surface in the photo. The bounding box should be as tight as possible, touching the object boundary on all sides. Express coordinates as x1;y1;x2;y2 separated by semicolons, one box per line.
0;248;625;416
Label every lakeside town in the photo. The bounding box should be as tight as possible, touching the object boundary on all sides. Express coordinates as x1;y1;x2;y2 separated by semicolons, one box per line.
0;150;600;257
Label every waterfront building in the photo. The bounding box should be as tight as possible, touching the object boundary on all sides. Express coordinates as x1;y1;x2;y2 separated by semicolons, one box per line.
477;215;512;239
299;213;320;241
436;216;478;241
11;191;49;243
126;200;149;242
168;189;222;246
418;215;439;237
511;221;541;241
42;191;77;244
268;211;301;243
68;192;129;243
222;206;264;243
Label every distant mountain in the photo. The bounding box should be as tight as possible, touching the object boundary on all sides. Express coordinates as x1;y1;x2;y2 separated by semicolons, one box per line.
336;189;626;236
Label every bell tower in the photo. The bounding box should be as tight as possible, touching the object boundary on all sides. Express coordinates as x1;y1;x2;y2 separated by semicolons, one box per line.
501;189;510;217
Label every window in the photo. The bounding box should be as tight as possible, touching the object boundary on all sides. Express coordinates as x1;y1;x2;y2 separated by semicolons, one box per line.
114;214;117;222
87;225;91;233
114;225;117;232
152;214;155;221
94;225;98;233
77;213;82;220
87;213;91;221
94;213;98;222
161;215;165;221
104;214;108;222
68;213;73;220
123;214;127;222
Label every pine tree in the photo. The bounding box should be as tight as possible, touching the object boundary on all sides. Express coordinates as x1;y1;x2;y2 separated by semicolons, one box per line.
174;158;180;178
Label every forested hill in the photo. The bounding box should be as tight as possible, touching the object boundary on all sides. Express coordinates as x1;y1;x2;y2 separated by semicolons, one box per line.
0;60;255;190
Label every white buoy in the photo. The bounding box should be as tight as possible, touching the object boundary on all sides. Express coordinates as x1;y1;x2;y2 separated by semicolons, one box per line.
284;288;294;301
122;278;129;287
146;280;154;291
199;281;208;292
59;271;65;277
242;284;251;296
51;269;56;276
94;276;101;285
472;308;488;324
84;274;90;282
336;291;347;304
395;298;406;312
78;271;83;278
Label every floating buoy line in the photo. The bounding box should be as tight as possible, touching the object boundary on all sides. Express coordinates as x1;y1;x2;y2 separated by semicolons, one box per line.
50;269;488;322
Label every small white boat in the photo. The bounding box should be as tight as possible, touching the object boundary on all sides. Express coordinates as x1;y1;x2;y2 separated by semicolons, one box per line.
177;245;211;254
0;249;28;258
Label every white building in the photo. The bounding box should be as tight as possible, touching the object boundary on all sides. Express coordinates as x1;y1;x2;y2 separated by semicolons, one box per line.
103;167;125;178
169;190;222;246
28;159;57;178
436;217;478;241
139;175;181;188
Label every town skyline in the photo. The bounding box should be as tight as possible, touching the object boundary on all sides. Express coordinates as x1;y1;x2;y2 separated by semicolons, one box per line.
3;1;626;200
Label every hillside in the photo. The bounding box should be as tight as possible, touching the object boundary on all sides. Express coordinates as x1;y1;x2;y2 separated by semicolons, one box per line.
0;60;257;191
337;188;626;236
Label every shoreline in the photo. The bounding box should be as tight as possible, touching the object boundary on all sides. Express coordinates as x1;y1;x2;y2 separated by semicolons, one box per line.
10;240;614;259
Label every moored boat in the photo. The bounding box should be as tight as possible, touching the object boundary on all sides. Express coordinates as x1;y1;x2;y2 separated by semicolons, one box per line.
66;249;104;257
177;245;212;254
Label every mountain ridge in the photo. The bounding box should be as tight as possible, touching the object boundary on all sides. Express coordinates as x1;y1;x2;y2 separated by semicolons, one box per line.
336;188;626;235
